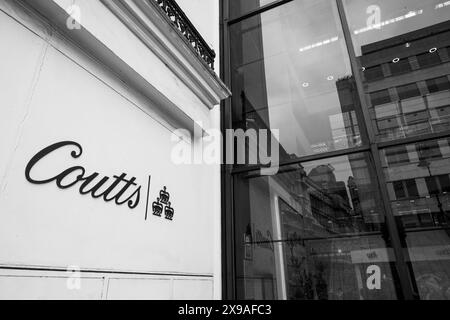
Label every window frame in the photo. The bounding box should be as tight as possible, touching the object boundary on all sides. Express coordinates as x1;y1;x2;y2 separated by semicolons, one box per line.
220;0;450;300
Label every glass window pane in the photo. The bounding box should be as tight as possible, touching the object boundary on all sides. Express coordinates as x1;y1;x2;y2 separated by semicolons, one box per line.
389;58;412;76
417;140;442;160
370;89;392;106
426;176;440;195
364;64;384;82
397;83;421;100
439;174;450;193
381;139;450;300
386;145;410;166
343;0;450;142
416;50;442;68
426;76;450;93
229;0;279;19
394;181;407;199
405;179;419;197
229;0;367;164
234;153;401;300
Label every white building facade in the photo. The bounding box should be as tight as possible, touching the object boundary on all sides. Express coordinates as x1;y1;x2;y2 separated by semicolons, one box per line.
0;0;229;300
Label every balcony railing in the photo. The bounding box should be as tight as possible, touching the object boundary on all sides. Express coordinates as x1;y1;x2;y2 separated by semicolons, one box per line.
151;0;216;70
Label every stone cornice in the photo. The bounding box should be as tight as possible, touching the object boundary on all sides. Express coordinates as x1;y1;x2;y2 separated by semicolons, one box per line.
101;0;231;109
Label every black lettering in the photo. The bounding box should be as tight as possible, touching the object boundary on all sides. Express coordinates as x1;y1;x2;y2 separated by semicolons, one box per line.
25;141;143;211
25;141;83;184
79;173;110;198
55;166;86;189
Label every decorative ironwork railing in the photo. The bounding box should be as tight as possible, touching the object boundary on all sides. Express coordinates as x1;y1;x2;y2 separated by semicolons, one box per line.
151;0;216;70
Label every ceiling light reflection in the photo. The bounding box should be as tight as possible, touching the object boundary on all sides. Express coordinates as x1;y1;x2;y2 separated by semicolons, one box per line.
299;36;339;53
354;10;423;35
436;1;450;9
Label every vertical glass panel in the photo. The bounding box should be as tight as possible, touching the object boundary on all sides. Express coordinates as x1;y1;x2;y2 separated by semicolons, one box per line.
343;0;450;142
229;0;279;19
234;153;401;300
229;0;367;163
381;139;450;300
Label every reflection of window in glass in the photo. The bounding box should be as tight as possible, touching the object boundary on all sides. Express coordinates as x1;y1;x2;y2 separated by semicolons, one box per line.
397;83;421;100
405;179;419;198
393;181;406;199
416;50;442;69
393;179;419;200
389;58;411;76
404;111;428;127
364;64;384;81
440;175;450;193
425;175;450;195
377;117;402;134
416;141;442;161
385;145;409;166
435;106;450;119
427;76;450;94
370;89;391;106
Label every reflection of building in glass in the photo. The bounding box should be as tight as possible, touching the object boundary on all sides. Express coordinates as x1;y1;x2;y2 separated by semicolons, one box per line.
308;164;352;230
335;76;363;149
382;138;450;300
384;140;450;229
359;21;450;142
241;153;390;300
361;21;450;229
224;0;450;301
275;162;397;300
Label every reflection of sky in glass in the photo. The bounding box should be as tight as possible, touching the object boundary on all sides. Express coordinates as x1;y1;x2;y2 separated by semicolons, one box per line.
258;0;353;156
344;0;450;56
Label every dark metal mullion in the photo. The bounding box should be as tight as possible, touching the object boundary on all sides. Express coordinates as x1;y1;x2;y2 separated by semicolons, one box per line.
336;0;417;300
335;0;375;142
368;144;418;300
220;0;236;300
226;0;294;25
248;231;384;244
378;131;450;149
230;145;370;175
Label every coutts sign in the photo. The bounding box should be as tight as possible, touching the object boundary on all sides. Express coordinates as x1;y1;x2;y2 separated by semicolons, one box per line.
24;141;175;220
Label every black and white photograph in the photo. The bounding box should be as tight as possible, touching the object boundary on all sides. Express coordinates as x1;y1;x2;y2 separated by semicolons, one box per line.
1;0;450;305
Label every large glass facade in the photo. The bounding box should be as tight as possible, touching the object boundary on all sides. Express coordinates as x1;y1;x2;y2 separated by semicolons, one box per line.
234;154;401;300
229;0;366;159
222;0;450;300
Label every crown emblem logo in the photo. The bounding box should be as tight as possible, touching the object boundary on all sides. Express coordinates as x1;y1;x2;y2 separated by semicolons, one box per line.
165;202;174;221
152;187;175;221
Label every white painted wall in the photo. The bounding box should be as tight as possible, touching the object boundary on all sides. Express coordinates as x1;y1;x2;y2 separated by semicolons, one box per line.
0;0;224;300
176;0;220;71
174;0;223;300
